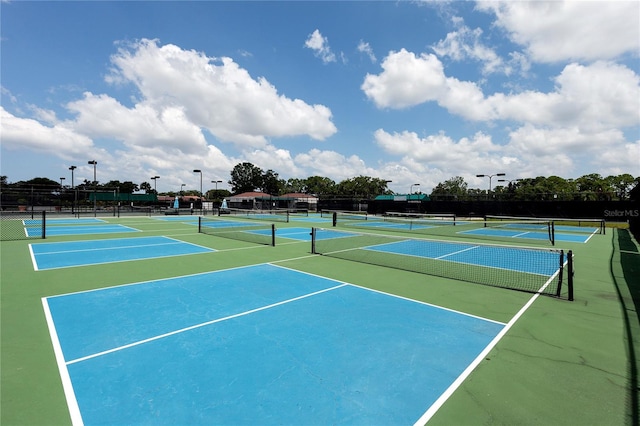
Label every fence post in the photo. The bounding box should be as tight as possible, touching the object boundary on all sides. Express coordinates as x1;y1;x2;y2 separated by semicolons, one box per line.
556;250;564;297
567;250;574;301
41;210;46;239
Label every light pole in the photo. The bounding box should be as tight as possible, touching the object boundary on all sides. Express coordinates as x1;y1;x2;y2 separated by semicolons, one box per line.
180;184;186;196
410;183;420;195
193;169;202;210
151;176;160;193
88;160;97;213
69;166;76;215
498;178;521;187
211;180;223;210
476;173;505;196
59;177;65;211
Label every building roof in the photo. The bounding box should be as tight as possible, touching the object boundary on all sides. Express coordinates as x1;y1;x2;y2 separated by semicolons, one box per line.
229;191;272;199
281;193;318;200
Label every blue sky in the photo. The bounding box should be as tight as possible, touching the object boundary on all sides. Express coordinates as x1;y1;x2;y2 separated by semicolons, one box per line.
2;1;638;195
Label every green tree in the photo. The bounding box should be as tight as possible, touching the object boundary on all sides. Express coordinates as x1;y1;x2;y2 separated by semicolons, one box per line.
260;169;283;195
104;180;139;194
336;176;390;199
604;174;636;200
575;173;606;200
430;176;468;200
283;178;306;193
229;162;263;193
140;181;153;194
305;176;336;196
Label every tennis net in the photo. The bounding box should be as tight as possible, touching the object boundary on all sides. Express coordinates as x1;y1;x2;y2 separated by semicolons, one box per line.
336;214;556;245
311;227;573;299
199;217;276;246
221;208;289;223
0;211;46;240
485;215;605;235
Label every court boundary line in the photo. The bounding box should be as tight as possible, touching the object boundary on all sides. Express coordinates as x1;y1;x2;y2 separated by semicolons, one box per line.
30;236;216;271
32;224;142;237
42;298;84;426
328;226;559;252
42;259;525;425
268;263;507;326
360;241;558;278
32;240;187;256
412;268;561;425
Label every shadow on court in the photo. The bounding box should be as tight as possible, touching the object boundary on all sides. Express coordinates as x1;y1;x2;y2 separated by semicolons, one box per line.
611;228;640;426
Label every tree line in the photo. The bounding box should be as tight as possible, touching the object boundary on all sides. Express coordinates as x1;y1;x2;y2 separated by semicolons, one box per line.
431;173;639;201
1;165;638;208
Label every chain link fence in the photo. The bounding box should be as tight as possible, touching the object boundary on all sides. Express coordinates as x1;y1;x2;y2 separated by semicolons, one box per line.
0;211;46;241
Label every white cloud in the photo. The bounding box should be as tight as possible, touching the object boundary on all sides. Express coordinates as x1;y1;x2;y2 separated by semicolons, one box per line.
374;129;505;174
66;92;208;154
432;22;506;75
304;29;336;64
489;61;640;130
363;50;640;132
0;107;94;158
476;1;640;63
357;40;377;63
361;49;448;109
106;39;337;147
295;148;374;181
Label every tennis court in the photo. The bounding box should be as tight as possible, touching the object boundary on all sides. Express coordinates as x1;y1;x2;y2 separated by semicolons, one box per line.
27;223;140;237
30;236;214;270
43;264;505;425
1;214;636;426
347;218;593;243
460;226;592;243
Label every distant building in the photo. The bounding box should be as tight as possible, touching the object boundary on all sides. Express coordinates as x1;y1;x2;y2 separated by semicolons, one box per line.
228;192;318;211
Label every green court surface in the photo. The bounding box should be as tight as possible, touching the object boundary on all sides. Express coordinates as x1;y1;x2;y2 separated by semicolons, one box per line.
1;214;638;425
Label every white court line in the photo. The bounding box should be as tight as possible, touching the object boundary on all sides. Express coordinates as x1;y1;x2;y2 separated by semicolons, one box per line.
412;268;561;425
269;263;506;326
33;241;187;256
435;245;479;259
42;298;84;426
64;283;347;365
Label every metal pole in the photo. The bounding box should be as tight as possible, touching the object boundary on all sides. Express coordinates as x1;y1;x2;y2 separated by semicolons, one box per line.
69;166;76;215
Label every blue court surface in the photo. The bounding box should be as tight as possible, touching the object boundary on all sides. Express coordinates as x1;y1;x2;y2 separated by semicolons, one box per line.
26;224;139;237
247;227;354;242
30;236;214;271
350;220;435;231
461;227;591;243
43;264;505;425
365;239;560;276
152;215;201;222
24;218;107;226
290;215;332;223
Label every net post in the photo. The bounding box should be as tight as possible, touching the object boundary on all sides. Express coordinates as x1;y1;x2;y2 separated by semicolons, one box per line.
271;224;276;246
332;212;337;227
556;250;564;297
41;210;46;239
567;250;574;301
311;227;317;254
198;216;202;233
550;221;555;246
